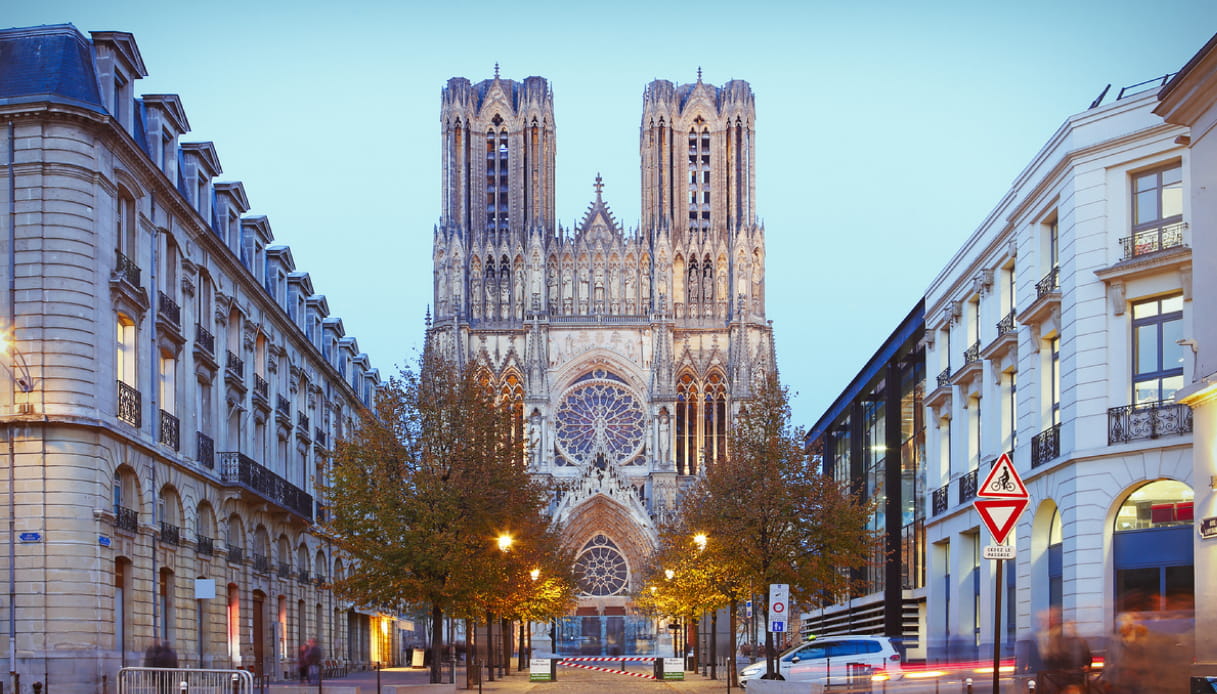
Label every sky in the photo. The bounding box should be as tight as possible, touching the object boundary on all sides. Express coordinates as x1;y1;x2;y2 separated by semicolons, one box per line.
9;0;1217;427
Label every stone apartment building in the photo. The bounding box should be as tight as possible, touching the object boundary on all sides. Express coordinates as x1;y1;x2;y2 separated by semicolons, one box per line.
0;24;389;693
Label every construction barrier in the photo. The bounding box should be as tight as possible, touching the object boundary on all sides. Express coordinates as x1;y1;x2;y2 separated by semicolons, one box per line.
555;656;660;680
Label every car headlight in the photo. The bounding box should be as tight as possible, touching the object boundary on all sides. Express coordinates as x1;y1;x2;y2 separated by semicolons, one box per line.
741;665;763;676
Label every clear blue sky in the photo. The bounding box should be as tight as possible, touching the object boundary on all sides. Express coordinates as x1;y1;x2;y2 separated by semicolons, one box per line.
10;0;1217;427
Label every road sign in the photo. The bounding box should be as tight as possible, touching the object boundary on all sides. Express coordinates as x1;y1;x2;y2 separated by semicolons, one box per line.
978;453;1028;499
745;600;753;618
983;544;1015;560
974;497;1028;544
768;584;789;633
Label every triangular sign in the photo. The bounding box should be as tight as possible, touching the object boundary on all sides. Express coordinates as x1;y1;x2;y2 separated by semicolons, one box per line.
974;497;1028;544
978;452;1028;499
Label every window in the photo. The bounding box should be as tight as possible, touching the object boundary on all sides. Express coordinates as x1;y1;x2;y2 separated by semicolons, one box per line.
1050;337;1061;425
116;188;137;261
116;314;137;386
159;349;176;412
1132;295;1184;404
1132;166;1183;235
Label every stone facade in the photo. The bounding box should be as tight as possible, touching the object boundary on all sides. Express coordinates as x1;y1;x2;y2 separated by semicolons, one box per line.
0;25;387;693
428;71;775;621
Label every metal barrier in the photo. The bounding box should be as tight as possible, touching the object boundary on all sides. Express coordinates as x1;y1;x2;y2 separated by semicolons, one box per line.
118;667;254;694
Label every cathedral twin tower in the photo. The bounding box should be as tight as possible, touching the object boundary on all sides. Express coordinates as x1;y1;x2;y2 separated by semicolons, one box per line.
429;70;775;613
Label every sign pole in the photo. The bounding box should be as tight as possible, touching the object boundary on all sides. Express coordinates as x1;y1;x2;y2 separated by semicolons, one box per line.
992;553;1002;694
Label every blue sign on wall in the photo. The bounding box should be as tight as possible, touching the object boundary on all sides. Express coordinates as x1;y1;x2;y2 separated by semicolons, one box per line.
99;535;112;547
18;532;40;543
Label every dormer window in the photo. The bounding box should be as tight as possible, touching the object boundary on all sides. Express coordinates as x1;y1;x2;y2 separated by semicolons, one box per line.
112;72;130;127
195;172;209;219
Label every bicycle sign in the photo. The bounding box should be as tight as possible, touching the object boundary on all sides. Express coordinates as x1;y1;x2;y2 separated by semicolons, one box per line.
978;453;1028;500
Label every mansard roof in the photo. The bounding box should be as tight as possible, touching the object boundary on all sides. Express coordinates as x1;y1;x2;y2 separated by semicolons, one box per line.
0;24;104;113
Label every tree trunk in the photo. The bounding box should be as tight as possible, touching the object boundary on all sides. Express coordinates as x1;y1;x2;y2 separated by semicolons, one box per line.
500;616;510;676
486;612;495;681
729;599;738;684
429;603;444;683
465;618;476;690
517;621;526;671
711;609;718;680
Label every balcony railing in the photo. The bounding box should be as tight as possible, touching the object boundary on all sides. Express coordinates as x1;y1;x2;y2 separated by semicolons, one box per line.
196;535;214;557
1036;266;1060;299
252;552;271;574
117;381;141;427
276;396;290;417
297;569;311;585
197;432;215;469
226;350;244;377
1120;221;1185;260
195;323;215;355
1108;401;1193;445
996;310;1016;336
963;341;980;365
227;545;244;564
1031;423;1061;468
219;451;314;520
959;468;979;504
313;575;327;587
254;375;269;400
115;250;141;286
936;367;952;388
157;291;181;326
932;484;949;516
314;428;327;447
159;521;181;546
159;409;180;451
115;505;138;533
297;411;310;431
277;562;292;579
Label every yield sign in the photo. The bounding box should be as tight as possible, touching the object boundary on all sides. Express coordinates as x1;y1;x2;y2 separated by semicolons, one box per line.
974;497;1028;544
978;452;1028;499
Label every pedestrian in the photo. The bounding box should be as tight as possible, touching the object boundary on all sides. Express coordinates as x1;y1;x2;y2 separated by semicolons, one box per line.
305;637;323;684
297;642;309;682
1034;608;1092;694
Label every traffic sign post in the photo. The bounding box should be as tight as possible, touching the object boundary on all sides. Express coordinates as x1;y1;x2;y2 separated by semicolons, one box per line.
973;453;1029;694
768;584;788;633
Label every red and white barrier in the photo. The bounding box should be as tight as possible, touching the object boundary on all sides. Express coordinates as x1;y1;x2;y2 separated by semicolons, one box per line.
558;660;658;679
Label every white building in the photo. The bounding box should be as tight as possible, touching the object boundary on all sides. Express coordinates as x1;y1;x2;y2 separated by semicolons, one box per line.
922;76;1196;682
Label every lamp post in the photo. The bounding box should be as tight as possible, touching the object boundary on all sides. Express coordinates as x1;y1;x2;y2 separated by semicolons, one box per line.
1;335;32;694
489;534;512;681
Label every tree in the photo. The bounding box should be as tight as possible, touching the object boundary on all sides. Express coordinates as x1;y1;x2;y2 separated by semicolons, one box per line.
322;347;571;683
679;374;875;678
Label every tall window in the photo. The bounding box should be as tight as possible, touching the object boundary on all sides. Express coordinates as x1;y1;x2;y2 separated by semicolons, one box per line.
159;568;174;641
116;189;137;261
676;373;699;474
116;314;137;386
1132;295;1184;404
159;349;176;412
1050;337;1061;425
687;125;711;235
1132;165;1183;242
485;124;508;237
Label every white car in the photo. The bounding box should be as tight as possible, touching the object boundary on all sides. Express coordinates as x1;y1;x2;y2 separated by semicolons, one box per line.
738;635;903;687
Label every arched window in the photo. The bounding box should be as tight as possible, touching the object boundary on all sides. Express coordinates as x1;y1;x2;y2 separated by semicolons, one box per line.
675;373;700;474
704;372;728;467
500;371;525;451
1113;480;1194;613
116;313;140;426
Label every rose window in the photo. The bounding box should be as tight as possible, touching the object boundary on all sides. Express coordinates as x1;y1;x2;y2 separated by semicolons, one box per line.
554;371;645;465
574;534;629;596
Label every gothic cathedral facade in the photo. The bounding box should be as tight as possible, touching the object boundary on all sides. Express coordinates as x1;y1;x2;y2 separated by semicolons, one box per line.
428;72;775;627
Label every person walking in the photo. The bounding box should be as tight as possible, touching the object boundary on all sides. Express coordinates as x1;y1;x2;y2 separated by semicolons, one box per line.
304;638;323;684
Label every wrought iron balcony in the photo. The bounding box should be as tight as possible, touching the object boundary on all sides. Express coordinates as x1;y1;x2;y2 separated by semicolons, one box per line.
159;521;181;546
115;505;138;533
196;535;214;556
297;569;311;585
1031;423;1061;468
226;545;244;564
936;366;952;388
959;468;979;504
115;250;141;287
996;310;1016;336
219;451;314;521
195;323;215;355
932;484;949;516
226;350;244;377
277;562;292;579
963;341;980;365
313;575;326;586
1035;266;1060;299
254;375;269;400
1108;401;1193;445
117;381;141;427
197;432;215;469
157;290;181;326
297;411;309;431
159;409;179;451
1120;221;1185;260
314;428;327;447
252;552;271;574
276;395;290;417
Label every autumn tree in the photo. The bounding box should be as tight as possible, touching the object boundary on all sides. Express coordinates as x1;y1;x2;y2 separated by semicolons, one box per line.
679;374;875;678
322;347;570;683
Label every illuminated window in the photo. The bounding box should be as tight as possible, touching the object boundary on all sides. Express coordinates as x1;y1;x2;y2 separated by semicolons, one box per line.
1131;295;1184;404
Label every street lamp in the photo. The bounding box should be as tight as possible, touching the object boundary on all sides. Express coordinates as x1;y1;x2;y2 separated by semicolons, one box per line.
497;533;513;553
692;533;707;552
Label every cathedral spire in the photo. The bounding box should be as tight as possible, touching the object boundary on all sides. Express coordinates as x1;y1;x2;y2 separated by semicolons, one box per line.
594;172;604;199
494;62;500;79
697;66;702;82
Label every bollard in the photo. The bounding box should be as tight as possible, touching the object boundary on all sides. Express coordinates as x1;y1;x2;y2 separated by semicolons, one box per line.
31;683;41;694
231;673;240;694
965;677;973;694
376;662;381;694
181;682;189;694
1027;680;1035;693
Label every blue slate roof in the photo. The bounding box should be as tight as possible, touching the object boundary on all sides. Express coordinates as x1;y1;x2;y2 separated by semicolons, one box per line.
0;24;104;113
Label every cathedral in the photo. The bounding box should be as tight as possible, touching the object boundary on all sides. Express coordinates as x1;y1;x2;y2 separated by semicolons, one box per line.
428;69;775;653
